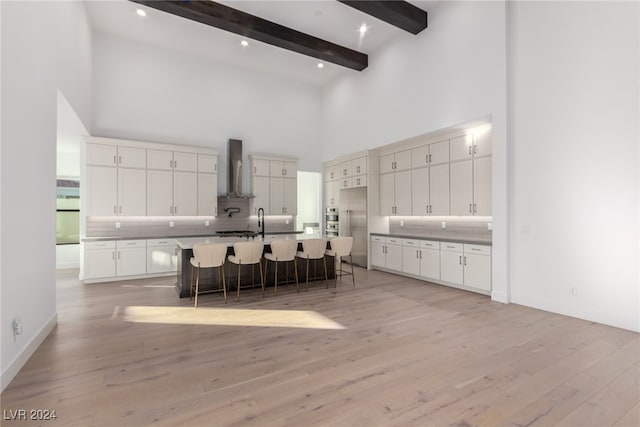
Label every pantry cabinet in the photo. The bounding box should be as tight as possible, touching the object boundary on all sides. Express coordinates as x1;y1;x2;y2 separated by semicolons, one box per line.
249;154;298;215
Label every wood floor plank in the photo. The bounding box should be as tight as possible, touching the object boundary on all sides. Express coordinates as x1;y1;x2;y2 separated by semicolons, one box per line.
1;267;638;426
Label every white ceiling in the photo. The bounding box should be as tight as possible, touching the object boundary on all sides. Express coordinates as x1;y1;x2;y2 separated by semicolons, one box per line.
84;0;433;86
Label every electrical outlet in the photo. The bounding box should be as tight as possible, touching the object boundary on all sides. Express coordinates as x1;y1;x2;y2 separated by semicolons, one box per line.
115;222;121;229
487;223;492;231
285;219;289;225
400;220;404;227
205;220;210;227
571;287;578;296
12;318;22;336
169;221;175;228
441;222;446;229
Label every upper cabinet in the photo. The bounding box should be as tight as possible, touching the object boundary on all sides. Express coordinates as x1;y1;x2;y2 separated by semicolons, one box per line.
380;149;411;174
451;130;492;162
249;154;298;215
83;137;218;218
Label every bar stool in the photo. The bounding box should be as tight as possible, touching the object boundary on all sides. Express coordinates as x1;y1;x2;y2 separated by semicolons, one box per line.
264;239;299;294
227;241;264;301
295;238;328;290
190;242;228;308
325;237;355;288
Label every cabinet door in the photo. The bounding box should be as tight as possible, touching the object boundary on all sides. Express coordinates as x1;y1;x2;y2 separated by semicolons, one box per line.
252;159;270;176
370;242;386;268
118;168;146;215
380;153;395;174
270;177;284;214
198;154;217;174
395;170;412;216
402;246;421;276
429;139;450;165
385;244;403;271
450;134;474;162
147;170;173;216
147;149;173;170
147;245;178;273
379;173;395;216
473;131;492;158
464;253;491;291
353;175;367;188
429;163;450;216
173;152;198;172
352;157;367;175
251;176;270;215
450;160;473;216
117;247;147;276
283;161;297;178
84;248;116;279
440;251;463;285
283;178;297;215
270;161;284;177
339;161;352;178
394;150;412;171
117;147;146;169
325;180;337;207
87;144;117;166
411;145;430;169
411;168;430;216
340;177;352;189
173;171;198;216
198;173;218;216
473;157;492;216
420;249;440;281
86;166;117;216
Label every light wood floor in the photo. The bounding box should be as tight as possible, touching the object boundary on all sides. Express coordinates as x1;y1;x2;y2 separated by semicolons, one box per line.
1;268;638;427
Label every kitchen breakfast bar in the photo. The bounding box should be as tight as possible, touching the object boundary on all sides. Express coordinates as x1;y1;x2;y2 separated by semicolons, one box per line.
175;233;337;298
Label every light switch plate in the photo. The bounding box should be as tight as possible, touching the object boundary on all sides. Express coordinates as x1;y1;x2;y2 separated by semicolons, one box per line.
488;223;492;231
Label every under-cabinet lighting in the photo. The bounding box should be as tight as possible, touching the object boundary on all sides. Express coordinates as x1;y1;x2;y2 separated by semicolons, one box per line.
359;23;368;34
240;40;249;47
136;9;146;17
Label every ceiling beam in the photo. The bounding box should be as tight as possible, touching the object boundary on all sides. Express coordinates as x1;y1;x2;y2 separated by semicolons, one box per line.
130;0;368;71
338;1;427;35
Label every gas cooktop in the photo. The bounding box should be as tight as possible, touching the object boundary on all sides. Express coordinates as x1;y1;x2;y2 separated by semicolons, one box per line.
214;230;258;239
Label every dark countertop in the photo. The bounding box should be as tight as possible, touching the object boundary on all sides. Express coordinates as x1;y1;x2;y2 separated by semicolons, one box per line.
370;232;492;246
82;230;303;242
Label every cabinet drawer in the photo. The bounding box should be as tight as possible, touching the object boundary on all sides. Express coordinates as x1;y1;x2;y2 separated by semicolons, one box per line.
340;178;352;188
353;175;367;187
385;237;402;246
85;240;116;250
464;244;491;256
420;240;440;249
117;240;146;248
370;235;385;244
340;161;352;178
402;239;419;247
441;242;463;252
352;157;367;175
198;154;217;173
173;152;198;172
147;239;177;247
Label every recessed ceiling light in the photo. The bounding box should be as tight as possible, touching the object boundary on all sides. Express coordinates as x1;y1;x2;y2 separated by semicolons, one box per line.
136;9;146;17
317;62;324;69
359;24;368;34
240;40;249;47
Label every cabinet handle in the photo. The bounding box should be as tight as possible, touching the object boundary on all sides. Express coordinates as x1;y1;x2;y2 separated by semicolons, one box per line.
425;155;428;164
473;203;477;213
118;155;122;164
170;206;173;214
175;161;178;168
469;204;473;213
112;251;115;260
464;256;467;266
429;154;432;163
419;250;423;259
113;155;117;164
473;145;477;155
429;205;432;214
356;166;360;173
119;206;122;214
468;146;472;155
174;206;178;214
214;164;217;172
459;256;462;265
113;205;117;214
118;251;121;260
416;250;419;259
170;160;173;168
254;166;257;174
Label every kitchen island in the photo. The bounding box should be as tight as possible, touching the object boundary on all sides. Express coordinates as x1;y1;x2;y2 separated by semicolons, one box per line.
175;233;336;298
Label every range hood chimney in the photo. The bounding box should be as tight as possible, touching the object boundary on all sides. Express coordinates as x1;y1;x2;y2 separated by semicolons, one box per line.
225;139;252;198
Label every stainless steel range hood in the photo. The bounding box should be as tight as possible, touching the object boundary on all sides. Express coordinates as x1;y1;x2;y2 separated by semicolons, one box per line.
224;139;253;199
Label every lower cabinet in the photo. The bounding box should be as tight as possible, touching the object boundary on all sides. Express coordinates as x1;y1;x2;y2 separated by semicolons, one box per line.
371;235;491;295
147;239;178;274
84;241;117;279
116;240;147;277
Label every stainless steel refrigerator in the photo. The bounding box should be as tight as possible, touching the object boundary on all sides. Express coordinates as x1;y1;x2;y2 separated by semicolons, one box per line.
339;187;367;267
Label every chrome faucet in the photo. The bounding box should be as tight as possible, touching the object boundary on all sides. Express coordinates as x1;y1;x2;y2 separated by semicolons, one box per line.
257;207;265;239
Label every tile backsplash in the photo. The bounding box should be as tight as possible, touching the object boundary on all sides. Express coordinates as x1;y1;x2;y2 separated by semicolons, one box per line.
388;217;492;243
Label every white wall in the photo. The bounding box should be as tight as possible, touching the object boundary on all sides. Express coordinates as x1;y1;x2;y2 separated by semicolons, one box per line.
509;1;639;331
92;32;323;192
1;1;92;390
320;1;509;302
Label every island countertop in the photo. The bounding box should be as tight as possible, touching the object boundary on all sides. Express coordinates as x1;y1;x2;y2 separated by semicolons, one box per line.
175;232;328;250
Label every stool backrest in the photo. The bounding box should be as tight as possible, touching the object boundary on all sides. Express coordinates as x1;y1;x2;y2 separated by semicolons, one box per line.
329;237;353;257
193;243;228;268
301;238;327;259
270;239;298;261
232;241;264;264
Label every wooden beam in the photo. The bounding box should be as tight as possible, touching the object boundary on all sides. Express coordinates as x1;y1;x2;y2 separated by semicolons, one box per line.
130;0;368;71
338;1;427;35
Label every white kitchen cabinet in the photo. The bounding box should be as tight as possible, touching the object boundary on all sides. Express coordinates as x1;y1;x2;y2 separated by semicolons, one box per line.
473;156;492;216
270;160;297;178
340;177;353;189
173;171;198;216
352;175;367;188
251;176;270;214
450;160;473;216
429;164;450;215
369;236;402;271
117;147;146;169
411;167;430;216
450;134;475;162
419;240;440;281
402;240;421;276
463;244;492;291
147;170;174;216
324;179;340;208
84;241;116;279
86;144;117;167
116;240;147;276
440;243;464;285
173;152;198;172
86;166;118;216
197;154;217;174
339;161;352;178
380;173;395;216
411;139;450;169
370;239;386;268
283;178;297;215
147;239;178;274
118;168;146;216
252;159;270;176
352;157;367;175
381;149;411;174
270;177;297;215
325;164;341;181
198;173;218;216
147;149;174;170
473;131;492;158
380;169;411;216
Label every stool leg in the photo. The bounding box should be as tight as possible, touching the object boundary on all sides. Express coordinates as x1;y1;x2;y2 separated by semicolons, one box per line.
323;256;329;288
335;256;339;288
351;254;355;287
195;264;200;308
259;261;265;298
274;259;279;294
237;263;241;302
264;260;269;291
306;257;310;291
221;265;227;303
294;259;299;292
190;264;194;300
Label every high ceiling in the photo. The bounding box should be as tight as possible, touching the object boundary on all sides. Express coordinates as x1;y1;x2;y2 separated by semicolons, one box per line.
85;0;434;86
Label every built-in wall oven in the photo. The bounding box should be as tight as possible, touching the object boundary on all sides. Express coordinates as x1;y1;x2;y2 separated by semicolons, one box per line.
325;207;338;237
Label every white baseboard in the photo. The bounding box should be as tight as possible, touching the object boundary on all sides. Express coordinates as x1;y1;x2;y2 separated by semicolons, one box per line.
56;261;79;269
1;313;58;392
